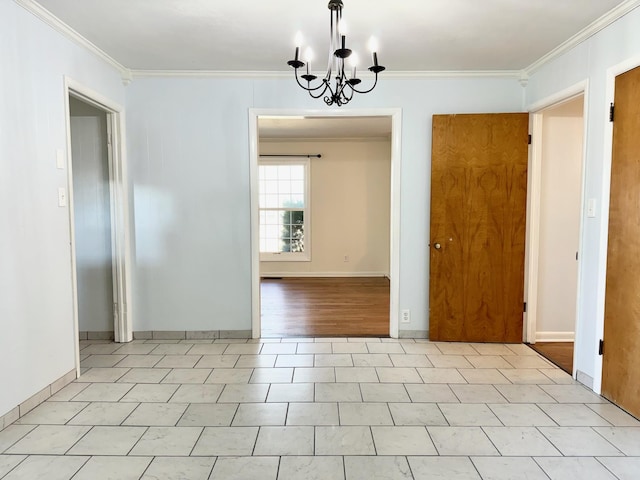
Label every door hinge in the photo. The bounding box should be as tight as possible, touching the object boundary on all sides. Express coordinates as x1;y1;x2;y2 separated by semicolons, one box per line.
609;103;615;122
528;134;532;145
576;251;578;261
523;302;527;313
599;339;604;355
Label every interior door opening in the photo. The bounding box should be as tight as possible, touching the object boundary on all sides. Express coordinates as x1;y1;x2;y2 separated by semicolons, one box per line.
249;110;402;339
65;78;133;377
69;95;116;343
526;94;586;376
257;117;392;337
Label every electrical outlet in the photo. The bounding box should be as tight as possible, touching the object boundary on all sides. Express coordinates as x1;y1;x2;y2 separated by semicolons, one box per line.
401;309;410;323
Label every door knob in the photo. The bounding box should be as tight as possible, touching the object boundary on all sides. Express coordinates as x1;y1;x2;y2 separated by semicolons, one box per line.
434;243;441;250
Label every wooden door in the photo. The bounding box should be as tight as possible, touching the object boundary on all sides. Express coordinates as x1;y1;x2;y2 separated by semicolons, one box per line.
430;113;529;342
602;65;640;418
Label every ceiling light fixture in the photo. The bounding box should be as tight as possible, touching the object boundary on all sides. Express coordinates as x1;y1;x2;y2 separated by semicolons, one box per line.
287;0;385;107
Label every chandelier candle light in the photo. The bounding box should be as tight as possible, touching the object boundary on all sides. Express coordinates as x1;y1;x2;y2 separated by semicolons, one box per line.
287;0;385;106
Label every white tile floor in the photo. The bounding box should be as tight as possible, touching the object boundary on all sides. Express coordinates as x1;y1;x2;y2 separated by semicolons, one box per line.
1;337;639;479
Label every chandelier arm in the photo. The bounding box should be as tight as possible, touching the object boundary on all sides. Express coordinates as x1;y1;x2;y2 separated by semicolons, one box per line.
348;72;380;94
293;68;330;93
308;79;332;99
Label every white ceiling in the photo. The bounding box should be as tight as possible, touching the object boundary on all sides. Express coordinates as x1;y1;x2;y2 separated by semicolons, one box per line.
32;0;629;72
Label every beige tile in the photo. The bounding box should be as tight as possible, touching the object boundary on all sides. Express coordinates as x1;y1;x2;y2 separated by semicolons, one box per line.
195;354;239;368
352;354;393;367
315;426;375;455
417;368;467;384
286;403;339;426
405;384;459;403
371;426;437;455
155;355;202;368
428;355;474;368
218;384;269;403
161;368;211;384
72;383;135;402
293;367;335;383
465;355;514;369
67;426;146;455
16;401;88;425
314;354;353;367
235;354;276;368
210;456;278;480
538;426;624;456
438;403;502;426
253;426;314;455
1;455;88;480
250;367;293;383
120;383;179;402
279;456;344;480
123;402;188;426
335;367;379;383
232;403;288;426
408;457;481;480
376;367;421;383
267;383;314;402
427;426;499;456
7;425;91;454
177;404;238;426
68;402;138;426
129;426;203;455
191;426;259;456
339;403;393;425
118;368;171;383
142;457;216;480
483;426;561;456
206;368;253;384
169;384;223;403
275;354;314;367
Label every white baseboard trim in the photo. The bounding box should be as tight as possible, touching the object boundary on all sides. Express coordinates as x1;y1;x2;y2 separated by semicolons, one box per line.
535;331;575;342
260;272;389;278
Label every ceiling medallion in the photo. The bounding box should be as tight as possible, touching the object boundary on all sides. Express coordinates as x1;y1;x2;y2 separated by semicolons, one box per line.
287;0;385;107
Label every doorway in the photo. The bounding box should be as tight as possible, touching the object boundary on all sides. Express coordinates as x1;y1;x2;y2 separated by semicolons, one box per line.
526;93;586;375
64;78;133;375
69;96;115;343
249;109;402;338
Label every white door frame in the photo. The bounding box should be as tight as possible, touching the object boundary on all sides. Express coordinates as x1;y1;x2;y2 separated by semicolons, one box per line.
524;80;589;377
248;108;403;339
64;77;133;374
592;54;640;394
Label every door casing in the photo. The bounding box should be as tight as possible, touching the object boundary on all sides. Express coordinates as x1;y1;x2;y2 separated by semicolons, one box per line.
525;82;589;379
248;108;402;339
64;77;133;376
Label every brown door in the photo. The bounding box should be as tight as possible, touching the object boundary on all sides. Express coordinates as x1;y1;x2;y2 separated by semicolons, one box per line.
430;113;529;342
602;65;640;418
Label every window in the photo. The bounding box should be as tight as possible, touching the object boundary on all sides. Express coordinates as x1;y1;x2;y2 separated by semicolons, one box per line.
259;159;310;261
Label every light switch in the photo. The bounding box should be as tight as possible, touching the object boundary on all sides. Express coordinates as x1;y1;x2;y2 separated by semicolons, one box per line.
58;187;67;207
56;149;65;169
587;198;596;218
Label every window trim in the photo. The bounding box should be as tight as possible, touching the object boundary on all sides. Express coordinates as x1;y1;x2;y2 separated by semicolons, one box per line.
258;158;311;262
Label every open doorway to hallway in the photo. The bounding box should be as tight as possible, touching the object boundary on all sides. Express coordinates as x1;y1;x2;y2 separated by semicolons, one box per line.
527;94;585;374
69;95;116;346
256;116;392;337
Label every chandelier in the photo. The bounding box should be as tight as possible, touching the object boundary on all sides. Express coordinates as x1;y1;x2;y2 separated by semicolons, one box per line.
287;0;385;107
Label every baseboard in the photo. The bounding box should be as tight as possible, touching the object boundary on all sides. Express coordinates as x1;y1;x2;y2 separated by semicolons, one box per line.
535;331;575;342
576;369;594;389
133;330;252;340
260;272;389;278
0;368;76;432
79;331;114;340
399;330;428;339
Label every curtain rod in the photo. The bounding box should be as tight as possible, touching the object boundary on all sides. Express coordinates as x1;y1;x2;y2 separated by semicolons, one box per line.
259;154;322;158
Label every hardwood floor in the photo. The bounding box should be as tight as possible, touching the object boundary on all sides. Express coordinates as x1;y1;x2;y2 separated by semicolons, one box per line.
260;277;390;337
528;342;574;374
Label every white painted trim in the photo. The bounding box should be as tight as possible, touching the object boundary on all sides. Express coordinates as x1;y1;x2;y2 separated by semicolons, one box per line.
525;81;589;380
131;69;523;79
261;272;389;278
15;0;130;79
64;77;133;355
249;108;402;339
524;0;640;75
535;331;576;342
594;54;640;394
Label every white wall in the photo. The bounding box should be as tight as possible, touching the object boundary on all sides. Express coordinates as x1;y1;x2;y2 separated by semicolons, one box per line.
126;76;524;334
525;6;640;387
70;98;114;333
259;139;391;277
0;1;125;418
536;98;584;340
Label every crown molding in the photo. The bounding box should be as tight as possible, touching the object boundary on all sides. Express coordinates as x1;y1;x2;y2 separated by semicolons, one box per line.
14;0;131;80
131;69;523;79
524;0;640;75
